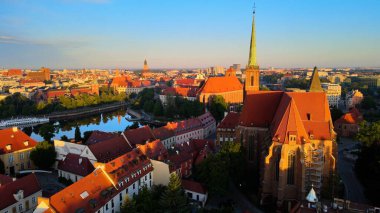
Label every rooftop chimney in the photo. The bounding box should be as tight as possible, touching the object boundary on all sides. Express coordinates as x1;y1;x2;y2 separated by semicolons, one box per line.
12;127;18;132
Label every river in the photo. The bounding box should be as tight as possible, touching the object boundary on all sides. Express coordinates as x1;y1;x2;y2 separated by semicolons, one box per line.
28;110;137;142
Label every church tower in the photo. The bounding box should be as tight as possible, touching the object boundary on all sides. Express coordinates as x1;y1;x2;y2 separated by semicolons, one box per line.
245;5;260;94
141;58;150;78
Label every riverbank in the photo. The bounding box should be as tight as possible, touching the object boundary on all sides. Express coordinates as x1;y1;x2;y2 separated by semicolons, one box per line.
47;102;128;121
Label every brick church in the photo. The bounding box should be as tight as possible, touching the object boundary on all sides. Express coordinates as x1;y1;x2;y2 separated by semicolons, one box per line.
231;7;337;207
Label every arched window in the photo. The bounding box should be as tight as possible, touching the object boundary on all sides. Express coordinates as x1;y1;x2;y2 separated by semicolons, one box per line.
287;151;296;185
248;135;254;161
250;76;254;86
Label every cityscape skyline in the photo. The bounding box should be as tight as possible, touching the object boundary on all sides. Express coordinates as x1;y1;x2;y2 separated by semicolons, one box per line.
1;0;380;69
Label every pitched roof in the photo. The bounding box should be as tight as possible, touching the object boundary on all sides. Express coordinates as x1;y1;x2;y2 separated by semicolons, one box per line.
200;76;243;93
49;168;114;213
57;154;95;177
88;135;132;163
334;108;363;125
218;112;240;129
308;67;323;92
240;91;333;142
182;180;207;194
86;131;119;145
137;139;168;160
197;112;216;128
152;125;175;140
124;125;156;146
0;127;38;154
0;174;41;210
162;87;197;97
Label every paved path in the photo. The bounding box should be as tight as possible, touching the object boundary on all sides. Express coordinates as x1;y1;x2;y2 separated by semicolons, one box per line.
337;137;367;203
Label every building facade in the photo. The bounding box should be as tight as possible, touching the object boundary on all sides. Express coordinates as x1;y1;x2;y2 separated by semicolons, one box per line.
321;83;341;108
0;127;37;176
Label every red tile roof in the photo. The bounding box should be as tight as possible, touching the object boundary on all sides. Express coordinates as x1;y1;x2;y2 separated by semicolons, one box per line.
218;112;240;129
240;91;333;142
152;125;175;140
50;168;113;213
0;174;12;186
0;127;37;154
174;78;196;86
181;179;207;194
124;125;156;146
88;135;132;163
86;131;119;145
0;174;41;210
57;154;95;177
200;76;243;93
335;108;363;125
137;139;168;160
162;87;198;97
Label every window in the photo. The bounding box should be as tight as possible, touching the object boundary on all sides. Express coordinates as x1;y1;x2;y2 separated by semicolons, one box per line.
18;204;23;211
20;153;24;160
106;203;109;210
307;113;311;120
32;197;36;204
287;152;296;185
275;154;280;181
119;193;123;201
8;155;14;164
250;75;254;86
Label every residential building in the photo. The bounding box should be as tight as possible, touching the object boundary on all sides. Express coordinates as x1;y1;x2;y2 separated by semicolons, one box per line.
345;90;364;110
0;174;42;213
216;112;240;146
0;127;37;176
57;153;95;182
321;83;341;108
334;108;363;137
26;67;50;81
159;87;197;105
182;180;208;207
197;112;216;138
123;125;156;147
40;149;153;213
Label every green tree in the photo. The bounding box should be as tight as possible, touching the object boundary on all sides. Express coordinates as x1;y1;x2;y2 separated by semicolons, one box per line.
22;127;33;136
75;126;82;142
330;107;344;122
209;95;227;122
153;100;164;116
30;141;57;170
0;159;5;174
361;96;377;110
60;135;69;141
159;173;190;213
121;197;138;213
125;122;139;131
39;123;55;142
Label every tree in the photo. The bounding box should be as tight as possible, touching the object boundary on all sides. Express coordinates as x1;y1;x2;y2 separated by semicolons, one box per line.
356;121;380;147
125;122;139;131
209;95;227;122
60;135;69;141
75;126;82;142
121;197;138;213
361;96;377;110
153;100;164;116
30;141;57;170
39;123;55;142
159;173;190;213
22;127;33;136
0;159;5;174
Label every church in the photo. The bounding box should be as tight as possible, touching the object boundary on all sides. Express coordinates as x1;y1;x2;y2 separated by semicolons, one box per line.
235;6;337;207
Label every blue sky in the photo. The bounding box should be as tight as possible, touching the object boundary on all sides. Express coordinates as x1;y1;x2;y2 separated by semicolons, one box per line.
0;0;379;69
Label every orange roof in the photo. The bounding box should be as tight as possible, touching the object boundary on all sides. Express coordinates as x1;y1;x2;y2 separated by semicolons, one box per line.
335;108;363;125
200;76;243;93
50;169;114;213
218;112;240;129
124;125;156;146
0;127;38;154
162;87;197;97
137;139;168;160
240;91;333;142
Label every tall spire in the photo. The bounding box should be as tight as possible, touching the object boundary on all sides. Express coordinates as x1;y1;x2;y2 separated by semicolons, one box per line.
308;66;324;92
248;2;257;68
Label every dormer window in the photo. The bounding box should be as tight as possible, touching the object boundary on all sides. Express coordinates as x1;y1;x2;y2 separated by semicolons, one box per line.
24;141;29;146
289;135;296;143
6;144;12;151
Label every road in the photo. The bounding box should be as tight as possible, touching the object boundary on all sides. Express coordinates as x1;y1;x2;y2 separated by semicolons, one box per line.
337;137;367;203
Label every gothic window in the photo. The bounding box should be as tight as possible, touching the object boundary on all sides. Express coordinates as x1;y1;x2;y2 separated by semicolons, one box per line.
287;151;296;185
250;76;254;86
248;135;254;161
275;153;280;181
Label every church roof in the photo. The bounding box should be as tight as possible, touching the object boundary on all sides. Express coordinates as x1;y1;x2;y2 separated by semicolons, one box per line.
240;91;333;142
308;67;323;92
306;187;318;203
200;76;243;93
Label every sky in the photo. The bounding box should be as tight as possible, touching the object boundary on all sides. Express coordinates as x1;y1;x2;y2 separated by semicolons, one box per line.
0;0;379;69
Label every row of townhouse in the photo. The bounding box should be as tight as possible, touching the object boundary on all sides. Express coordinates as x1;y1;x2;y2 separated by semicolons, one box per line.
35;148;153;213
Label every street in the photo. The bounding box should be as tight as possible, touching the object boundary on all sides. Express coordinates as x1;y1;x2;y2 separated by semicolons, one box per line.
337;137;367;203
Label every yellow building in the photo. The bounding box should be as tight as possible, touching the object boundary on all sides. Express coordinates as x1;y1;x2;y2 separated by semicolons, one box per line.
0;127;37;176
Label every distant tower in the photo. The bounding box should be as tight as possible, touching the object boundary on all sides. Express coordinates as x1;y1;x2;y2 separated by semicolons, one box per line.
142;58;150;78
245;4;260;94
308;66;324;92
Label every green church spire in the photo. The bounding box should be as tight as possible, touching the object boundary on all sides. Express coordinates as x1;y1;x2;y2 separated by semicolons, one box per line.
308;66;324;92
248;3;257;68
